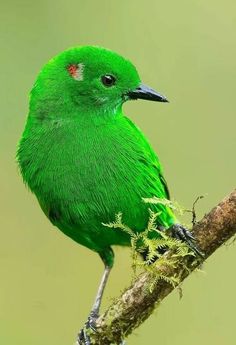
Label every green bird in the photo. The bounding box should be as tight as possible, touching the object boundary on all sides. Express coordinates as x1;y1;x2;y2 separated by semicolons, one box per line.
17;46;201;344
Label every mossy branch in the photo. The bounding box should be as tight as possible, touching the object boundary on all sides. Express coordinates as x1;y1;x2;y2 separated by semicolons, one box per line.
91;189;236;345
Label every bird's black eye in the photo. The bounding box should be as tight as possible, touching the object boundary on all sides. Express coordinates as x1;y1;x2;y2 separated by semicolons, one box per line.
101;75;116;87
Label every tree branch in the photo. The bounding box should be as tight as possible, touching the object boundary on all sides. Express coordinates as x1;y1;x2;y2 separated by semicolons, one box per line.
92;189;236;344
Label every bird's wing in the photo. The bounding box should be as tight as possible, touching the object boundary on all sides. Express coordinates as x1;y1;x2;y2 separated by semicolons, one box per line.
159;173;170;200
124;117;170;201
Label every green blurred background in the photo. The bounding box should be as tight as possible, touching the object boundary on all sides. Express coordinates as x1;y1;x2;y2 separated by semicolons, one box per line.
0;1;235;344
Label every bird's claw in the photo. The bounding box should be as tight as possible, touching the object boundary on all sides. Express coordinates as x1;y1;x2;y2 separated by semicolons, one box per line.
170;224;204;258
77;312;98;345
77;313;126;345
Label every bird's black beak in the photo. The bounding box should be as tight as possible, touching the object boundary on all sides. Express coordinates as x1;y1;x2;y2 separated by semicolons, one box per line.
127;84;168;103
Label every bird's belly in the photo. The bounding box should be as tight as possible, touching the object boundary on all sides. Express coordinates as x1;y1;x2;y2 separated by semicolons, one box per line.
39;166;153;252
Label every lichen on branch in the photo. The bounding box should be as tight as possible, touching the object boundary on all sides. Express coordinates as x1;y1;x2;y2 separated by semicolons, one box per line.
90;189;236;345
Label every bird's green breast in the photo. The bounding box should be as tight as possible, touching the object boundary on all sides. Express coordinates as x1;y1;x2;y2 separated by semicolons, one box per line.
18;114;175;252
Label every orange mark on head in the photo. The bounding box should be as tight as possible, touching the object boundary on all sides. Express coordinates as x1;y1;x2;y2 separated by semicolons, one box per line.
67;64;78;78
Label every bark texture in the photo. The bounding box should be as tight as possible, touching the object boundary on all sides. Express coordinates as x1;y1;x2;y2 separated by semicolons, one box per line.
92;190;236;344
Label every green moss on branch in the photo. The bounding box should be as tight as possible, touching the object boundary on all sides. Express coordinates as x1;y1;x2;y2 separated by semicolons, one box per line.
89;190;236;345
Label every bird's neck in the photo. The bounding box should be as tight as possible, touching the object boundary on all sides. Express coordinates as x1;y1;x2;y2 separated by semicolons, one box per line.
29;94;124;126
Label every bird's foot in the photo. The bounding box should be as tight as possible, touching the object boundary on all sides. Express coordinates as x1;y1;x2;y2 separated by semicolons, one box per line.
169;224;204;258
77;312;126;345
77;311;98;345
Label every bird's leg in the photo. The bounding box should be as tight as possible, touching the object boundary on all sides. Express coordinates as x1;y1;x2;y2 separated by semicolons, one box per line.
169;223;204;258
77;248;114;345
90;265;111;322
77;266;111;344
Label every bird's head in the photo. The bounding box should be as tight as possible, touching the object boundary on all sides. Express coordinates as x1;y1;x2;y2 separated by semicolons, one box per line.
30;46;168;120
